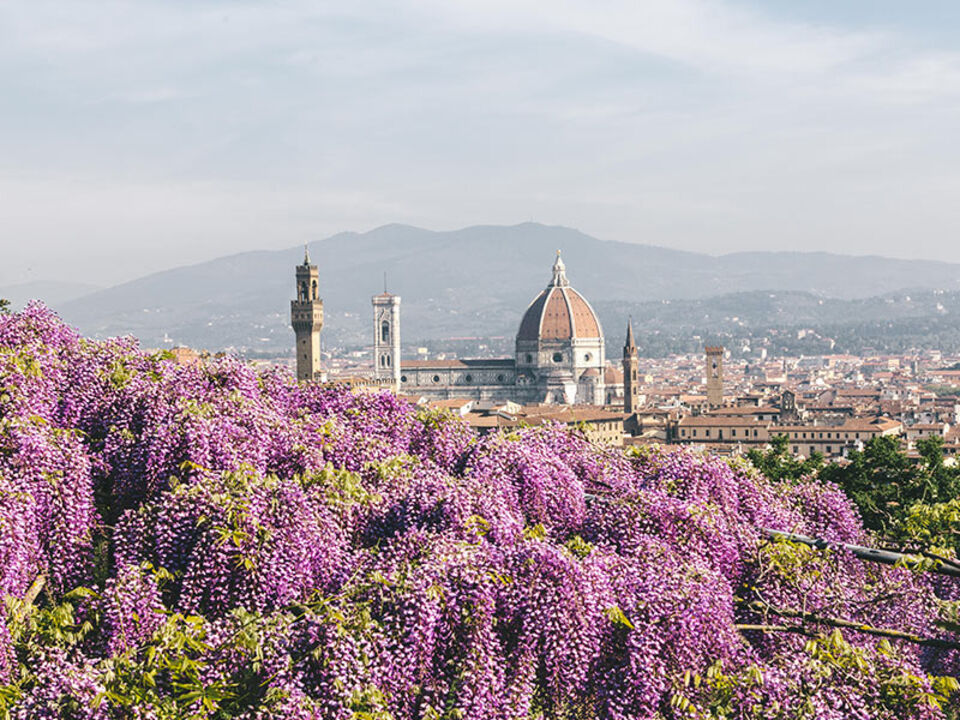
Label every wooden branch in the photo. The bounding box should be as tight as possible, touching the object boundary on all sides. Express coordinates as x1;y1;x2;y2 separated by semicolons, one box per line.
22;574;45;609
736;623;813;637
760;528;960;578
742;601;960;651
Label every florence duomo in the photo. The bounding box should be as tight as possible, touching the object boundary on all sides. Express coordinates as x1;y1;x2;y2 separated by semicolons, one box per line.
291;248;608;405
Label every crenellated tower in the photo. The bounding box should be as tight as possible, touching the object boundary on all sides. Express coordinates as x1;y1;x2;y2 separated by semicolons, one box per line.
290;245;323;382
372;287;401;389
623;319;639;414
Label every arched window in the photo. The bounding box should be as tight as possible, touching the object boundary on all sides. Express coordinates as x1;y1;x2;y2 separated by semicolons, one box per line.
386;356;391;366
299;282;308;301
311;279;318;300
381;322;390;342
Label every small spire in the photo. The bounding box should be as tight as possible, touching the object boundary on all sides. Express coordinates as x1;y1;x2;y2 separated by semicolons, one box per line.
550;250;569;287
303;243;311;265
624;318;636;350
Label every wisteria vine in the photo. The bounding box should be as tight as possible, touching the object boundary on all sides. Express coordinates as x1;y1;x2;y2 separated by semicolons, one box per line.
0;303;957;719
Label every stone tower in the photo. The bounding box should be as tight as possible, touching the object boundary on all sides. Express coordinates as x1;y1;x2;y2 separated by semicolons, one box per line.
372;288;401;388
623;319;639;414
705;346;724;408
290;246;323;382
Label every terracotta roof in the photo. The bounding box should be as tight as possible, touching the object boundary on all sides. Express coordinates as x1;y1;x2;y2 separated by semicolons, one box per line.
516;285;602;342
777;417;902;433
604;367;623;384
678;417;770;427
463;405;624;430
709;406;779;416
402;358;514;369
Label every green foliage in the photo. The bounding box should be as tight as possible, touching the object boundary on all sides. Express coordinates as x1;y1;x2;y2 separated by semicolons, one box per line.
746;435;824;482
0;298;9;315
671;633;960;720
96;613;234;719
820;435;960;548
902;497;960;557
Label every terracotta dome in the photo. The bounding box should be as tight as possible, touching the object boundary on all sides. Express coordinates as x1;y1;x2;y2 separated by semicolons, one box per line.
516;252;603;342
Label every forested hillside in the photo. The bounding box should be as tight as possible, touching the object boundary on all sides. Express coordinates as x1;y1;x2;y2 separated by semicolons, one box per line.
39;223;960;352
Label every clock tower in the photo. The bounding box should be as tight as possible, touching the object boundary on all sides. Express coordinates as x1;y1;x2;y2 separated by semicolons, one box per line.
372;288;401;389
290;246;323;382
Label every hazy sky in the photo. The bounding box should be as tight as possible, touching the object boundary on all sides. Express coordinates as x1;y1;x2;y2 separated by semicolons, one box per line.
2;0;960;287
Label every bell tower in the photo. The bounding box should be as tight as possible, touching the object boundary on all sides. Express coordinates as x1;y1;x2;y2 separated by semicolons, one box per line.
290;245;323;382
705;345;724;408
623;319;639;414
372;285;401;389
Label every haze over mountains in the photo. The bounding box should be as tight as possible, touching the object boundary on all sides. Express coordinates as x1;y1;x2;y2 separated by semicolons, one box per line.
14;223;960;354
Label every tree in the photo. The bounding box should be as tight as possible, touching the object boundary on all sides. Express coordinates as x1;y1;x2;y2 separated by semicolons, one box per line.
746;434;824;482
820;434;960;544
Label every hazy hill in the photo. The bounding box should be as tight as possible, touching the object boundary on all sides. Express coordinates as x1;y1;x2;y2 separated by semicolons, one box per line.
1;280;102;309
48;223;960;352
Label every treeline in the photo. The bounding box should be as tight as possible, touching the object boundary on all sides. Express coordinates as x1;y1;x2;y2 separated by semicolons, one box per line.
749;435;960;557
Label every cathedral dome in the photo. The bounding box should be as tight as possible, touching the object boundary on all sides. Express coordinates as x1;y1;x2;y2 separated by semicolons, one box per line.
516;252;603;343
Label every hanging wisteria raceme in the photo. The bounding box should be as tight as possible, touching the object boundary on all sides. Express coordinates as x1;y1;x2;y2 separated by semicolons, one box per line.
0;303;958;719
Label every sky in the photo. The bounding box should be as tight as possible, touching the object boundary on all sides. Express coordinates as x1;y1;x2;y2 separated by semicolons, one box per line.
2;0;960;287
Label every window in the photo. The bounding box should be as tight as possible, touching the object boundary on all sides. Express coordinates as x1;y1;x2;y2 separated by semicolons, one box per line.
525;354;533;363
706;429;711;437
381;322;389;342
432;375;440;383
584;353;592;362
731;429;737;437
793;446;799;453
400;375;407;383
497;374;505;382
553;352;563;363
465;374;473;383
826;446;832;453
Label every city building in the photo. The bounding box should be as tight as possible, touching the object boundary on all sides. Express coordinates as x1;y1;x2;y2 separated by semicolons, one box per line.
395;251;606;404
372;289;401;389
706;345;724;407
290;246;324;381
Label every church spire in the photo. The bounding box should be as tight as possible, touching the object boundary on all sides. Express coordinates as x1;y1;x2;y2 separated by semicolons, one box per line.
550;250;569;287
303;243;311;266
624;318;636;354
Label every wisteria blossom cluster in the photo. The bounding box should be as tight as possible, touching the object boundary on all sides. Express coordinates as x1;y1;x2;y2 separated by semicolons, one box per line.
0;303;957;719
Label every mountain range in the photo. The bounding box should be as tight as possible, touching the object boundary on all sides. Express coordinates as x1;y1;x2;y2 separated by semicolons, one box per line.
8;223;960;354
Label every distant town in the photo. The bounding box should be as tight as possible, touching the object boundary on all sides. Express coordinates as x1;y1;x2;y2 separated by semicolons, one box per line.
159;248;960;463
